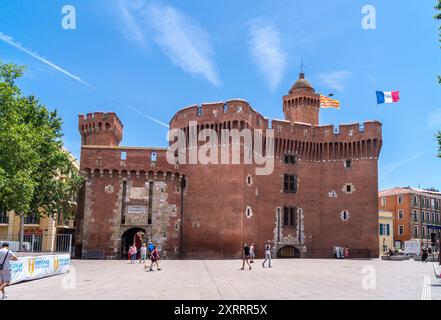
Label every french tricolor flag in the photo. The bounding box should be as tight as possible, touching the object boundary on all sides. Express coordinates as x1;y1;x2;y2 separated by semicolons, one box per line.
376;91;400;104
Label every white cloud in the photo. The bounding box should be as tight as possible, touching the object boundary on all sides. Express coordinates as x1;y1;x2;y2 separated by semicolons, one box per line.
0;32;90;87
249;21;286;91
427;109;441;129
117;0;147;49
118;1;220;86
318;70;352;93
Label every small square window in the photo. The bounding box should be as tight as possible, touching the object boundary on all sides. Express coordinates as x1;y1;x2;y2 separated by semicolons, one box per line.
344;159;352;168
283;154;296;164
283;174;297;193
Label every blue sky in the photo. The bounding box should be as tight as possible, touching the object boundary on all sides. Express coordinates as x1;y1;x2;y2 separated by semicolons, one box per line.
0;0;440;190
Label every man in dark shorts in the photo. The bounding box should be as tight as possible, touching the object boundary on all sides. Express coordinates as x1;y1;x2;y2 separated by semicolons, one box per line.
241;243;252;270
146;245;161;272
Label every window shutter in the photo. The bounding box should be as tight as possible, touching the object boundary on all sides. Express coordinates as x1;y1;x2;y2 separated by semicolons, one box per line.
283;175;289;192
379;224;383;235
386;224;390;236
290;208;295;226
283;207;289;226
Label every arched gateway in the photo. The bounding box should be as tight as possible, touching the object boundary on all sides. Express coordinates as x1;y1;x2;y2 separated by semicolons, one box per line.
121;228;146;259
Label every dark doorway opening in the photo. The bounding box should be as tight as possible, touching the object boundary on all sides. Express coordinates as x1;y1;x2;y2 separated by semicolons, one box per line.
277;245;301;258
121;228;146;259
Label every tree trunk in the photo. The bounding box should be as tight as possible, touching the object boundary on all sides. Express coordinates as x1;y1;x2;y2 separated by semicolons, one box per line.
19;212;24;251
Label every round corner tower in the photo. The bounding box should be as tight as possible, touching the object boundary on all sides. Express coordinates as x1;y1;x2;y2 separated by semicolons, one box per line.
78;112;123;146
283;73;320;126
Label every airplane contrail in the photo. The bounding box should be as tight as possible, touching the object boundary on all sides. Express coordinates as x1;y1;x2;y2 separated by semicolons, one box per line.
0;32;91;87
0;31;168;128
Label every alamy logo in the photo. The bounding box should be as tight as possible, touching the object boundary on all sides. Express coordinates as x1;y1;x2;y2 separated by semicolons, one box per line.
61;5;77;30
361;264;376;290
166;121;275;175
361;5;376;30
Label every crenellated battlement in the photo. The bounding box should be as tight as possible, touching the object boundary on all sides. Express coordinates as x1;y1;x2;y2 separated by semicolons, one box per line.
78;112;123;146
170;99;268;130
271;119;382;142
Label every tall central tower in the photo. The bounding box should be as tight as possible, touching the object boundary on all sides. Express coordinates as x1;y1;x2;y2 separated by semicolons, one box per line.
283;73;320;126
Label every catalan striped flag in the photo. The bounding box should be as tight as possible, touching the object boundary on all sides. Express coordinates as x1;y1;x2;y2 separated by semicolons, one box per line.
320;95;340;109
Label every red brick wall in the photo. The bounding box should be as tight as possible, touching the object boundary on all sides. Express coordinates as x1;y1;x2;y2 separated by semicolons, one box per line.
77;94;382;259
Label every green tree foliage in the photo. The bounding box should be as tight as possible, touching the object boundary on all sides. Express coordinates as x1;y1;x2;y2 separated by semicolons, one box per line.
437;131;441;158
0;62;83;219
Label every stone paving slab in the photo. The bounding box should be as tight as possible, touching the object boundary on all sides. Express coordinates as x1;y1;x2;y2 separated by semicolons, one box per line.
5;258;441;300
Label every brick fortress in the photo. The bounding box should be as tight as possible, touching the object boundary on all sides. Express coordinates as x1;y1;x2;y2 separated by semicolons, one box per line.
76;73;382;259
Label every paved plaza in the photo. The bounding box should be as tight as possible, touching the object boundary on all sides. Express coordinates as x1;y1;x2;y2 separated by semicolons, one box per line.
6;258;441;300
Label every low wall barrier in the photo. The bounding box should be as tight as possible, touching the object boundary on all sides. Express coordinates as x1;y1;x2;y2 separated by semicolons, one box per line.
9;254;71;284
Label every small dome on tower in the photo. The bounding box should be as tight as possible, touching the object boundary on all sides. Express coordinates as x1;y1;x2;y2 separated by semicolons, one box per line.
289;73;314;94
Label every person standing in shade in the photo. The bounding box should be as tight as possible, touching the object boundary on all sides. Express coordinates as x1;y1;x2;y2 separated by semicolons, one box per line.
128;245;132;261
249;243;255;264
344;246;349;259
262;240;272;268
422;247;428;263
130;245;137;264
140;243;147;264
241;243;252;270
0;243;18;300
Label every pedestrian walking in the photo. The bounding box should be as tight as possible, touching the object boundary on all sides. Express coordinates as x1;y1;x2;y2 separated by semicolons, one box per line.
130;245;137;264
146;246;161;271
0;242;18;300
241;243;252;270
147;241;154;260
262;240;272;268
250;243;255;263
140;243;147;263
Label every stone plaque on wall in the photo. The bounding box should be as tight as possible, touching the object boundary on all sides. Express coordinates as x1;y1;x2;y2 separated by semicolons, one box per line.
126;205;148;225
130;187;147;200
127;205;147;214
